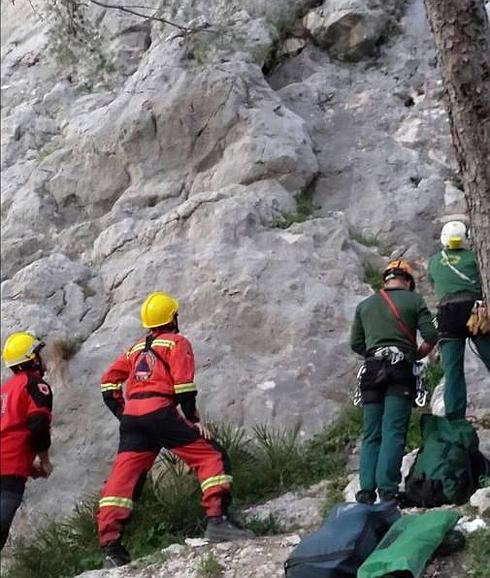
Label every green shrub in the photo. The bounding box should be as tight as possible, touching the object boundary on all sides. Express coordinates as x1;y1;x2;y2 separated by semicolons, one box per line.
273;189;319;229
301;406;362;483
253;423;304;491
247;514;284;536
5;499;101;578
463;529;490;578
350;231;393;256
197;552;223;577
405;409;425;451
422;359;444;392
44;0;114;86
364;265;384;291
322;476;349;516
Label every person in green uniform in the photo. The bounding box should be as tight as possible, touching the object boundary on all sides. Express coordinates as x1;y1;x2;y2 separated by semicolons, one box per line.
351;260;438;504
428;220;490;420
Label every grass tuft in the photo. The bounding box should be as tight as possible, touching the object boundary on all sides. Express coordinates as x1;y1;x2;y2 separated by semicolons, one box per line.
351;231;393;257
422;359;444;392
247;514;284;536
5;498;101;578
364;265;384;291
273;189;319;229
322;476;349;516
463;529;490;578
198;552;223;577
253;422;303;491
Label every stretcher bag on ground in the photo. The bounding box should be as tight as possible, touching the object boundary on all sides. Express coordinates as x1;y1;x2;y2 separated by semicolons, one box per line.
284;502;400;578
357;510;460;578
404;415;483;507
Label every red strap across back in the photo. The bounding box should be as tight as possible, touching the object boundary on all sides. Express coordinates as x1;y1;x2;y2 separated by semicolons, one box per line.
379;289;417;346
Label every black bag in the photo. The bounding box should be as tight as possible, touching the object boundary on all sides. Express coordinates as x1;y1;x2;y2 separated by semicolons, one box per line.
284;502;400;578
437;294;476;339
359;358;415;403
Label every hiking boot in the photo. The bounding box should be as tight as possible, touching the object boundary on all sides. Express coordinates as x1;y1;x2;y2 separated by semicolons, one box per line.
103;541;131;568
204;516;255;542
355;490;376;505
378;490;399;504
378;490;411;509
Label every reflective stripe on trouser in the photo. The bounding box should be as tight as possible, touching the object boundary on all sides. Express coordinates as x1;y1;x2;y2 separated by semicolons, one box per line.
97;450;157;546
168;437;232;517
96;408;232;547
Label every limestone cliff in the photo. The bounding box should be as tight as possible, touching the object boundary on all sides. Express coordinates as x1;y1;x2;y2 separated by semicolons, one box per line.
1;0;489;527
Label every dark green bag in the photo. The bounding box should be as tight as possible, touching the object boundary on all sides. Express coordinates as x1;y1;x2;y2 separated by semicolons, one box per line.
357;510;460;578
405;415;481;507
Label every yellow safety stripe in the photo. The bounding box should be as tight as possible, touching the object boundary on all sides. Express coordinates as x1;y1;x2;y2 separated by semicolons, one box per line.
100;383;122;392
200;475;233;492
152;339;175;348
174;382;197;394
127;339;175;357
127;343;146;357
99;496;134;509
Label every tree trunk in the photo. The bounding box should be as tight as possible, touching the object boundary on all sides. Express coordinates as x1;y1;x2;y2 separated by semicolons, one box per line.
423;0;490;306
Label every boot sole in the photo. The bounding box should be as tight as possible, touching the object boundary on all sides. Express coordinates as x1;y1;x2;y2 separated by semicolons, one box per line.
103;557;131;568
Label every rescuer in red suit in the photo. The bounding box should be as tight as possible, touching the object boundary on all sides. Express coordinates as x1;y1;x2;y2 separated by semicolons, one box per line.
97;292;253;568
1;332;53;549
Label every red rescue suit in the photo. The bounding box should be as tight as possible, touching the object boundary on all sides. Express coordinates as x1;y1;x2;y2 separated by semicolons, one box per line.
97;332;232;546
0;369;53;479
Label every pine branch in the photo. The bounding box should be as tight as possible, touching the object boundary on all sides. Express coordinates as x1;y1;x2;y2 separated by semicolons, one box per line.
85;0;190;31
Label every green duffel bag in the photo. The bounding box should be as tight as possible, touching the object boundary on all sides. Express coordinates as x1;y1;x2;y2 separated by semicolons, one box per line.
357;510;460;578
405;415;482;507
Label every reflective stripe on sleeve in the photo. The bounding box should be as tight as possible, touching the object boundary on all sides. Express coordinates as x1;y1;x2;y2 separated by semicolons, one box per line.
174;382;197;394
127;343;145;357
99;496;134;509
200;475;233;492
127;339;175;358
152;339;175;349
100;383;122;392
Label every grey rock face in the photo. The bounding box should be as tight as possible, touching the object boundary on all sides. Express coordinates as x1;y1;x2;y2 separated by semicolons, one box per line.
303;0;405;61
76;534;301;578
470;488;490;515
2;0;490;532
244;481;328;531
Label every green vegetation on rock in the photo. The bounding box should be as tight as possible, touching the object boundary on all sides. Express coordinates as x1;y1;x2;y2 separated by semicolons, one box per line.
463;529;490;578
273;188;319;229
198;552;223;577
364;265;384;291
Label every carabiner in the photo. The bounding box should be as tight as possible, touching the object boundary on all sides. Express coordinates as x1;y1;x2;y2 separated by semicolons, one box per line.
353;386;362;407
415;389;428;407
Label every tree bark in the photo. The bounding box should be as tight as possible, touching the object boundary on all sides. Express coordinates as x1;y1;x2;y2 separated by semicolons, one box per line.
423;0;490;305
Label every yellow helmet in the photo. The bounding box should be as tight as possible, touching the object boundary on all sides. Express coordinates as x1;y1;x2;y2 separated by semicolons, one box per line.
2;332;44;368
140;292;179;328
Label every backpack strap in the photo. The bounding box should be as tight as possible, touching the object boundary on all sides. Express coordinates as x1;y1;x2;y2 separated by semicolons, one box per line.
379;289;417;346
441;250;476;284
142;333;171;373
